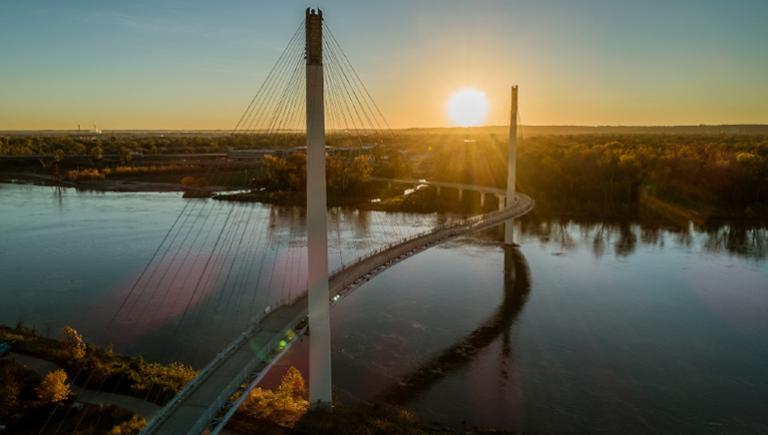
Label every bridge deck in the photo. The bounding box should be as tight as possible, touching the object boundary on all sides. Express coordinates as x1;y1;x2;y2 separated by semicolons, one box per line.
369;176;507;196
141;193;534;435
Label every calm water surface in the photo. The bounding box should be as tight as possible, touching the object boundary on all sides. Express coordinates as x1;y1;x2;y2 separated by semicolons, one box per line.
1;183;767;433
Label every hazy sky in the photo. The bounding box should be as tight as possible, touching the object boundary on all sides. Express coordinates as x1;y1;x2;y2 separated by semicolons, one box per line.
2;0;767;129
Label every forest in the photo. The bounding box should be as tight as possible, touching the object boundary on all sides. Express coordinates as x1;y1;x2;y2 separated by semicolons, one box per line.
1;130;767;217
417;133;768;217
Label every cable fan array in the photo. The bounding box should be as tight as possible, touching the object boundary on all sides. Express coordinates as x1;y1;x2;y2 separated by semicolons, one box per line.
39;16;431;434
231;20;391;145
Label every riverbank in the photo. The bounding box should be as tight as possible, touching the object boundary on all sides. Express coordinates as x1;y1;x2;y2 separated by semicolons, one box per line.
0;172;223;193
0;324;196;406
4;175;765;225
0;354;146;433
6;352;160;419
1;323;466;434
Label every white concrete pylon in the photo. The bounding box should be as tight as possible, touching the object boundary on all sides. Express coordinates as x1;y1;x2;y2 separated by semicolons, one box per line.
305;8;332;407
504;86;518;245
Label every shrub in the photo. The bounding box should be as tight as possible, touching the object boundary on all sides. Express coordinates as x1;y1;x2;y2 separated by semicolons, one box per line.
128;361;196;398
65;168;105;181
180;176;208;188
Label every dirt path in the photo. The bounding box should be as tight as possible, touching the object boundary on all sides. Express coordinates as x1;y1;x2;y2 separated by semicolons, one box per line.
8;352;160;419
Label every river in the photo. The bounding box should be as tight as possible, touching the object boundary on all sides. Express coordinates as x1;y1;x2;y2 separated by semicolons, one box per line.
1;182;767;433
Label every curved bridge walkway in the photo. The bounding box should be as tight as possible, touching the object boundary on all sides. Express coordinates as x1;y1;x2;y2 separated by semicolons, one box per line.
370;176;508;197
142;192;535;435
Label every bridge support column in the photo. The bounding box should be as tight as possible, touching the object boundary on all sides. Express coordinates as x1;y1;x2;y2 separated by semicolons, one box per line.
480;192;486;208
305;8;332;407
458;188;463;201
504;86;518;245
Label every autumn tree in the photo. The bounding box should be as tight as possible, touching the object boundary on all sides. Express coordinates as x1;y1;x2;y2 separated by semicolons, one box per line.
128;360;196;397
62;325;86;361
239;366;309;427
109;415;147;434
0;373;22;415
36;369;70;404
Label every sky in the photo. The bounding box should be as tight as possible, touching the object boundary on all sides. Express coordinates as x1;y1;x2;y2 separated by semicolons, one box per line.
1;0;767;130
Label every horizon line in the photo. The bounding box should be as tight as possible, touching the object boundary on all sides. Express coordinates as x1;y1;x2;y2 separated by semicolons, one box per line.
2;123;768;133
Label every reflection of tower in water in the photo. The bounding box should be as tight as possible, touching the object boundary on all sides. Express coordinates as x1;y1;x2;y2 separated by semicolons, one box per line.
380;244;531;404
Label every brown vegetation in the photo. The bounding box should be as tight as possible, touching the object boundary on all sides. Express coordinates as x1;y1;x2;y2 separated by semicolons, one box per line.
0;324;196;405
238;367;309;428
65;168;105;181
35;369;71;404
108;414;147;434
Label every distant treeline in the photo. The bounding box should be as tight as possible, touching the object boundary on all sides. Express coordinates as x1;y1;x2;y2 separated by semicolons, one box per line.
3;125;768;156
420;134;768;216
0;132;390;156
2;131;767;217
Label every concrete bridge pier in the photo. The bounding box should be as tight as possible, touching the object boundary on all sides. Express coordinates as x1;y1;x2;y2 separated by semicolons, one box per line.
480;192;486;208
504;86;518;245
305;8;332;407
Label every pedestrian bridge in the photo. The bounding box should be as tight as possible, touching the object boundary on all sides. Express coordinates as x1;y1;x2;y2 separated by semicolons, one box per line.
141;191;534;434
370;176;507;196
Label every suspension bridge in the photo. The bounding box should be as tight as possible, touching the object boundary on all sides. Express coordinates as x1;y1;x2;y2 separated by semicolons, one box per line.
40;8;534;434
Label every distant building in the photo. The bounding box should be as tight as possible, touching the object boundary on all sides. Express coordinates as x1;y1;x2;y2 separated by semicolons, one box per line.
76;124;102;136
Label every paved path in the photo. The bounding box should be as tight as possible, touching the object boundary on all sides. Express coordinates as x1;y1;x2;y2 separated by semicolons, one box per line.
7;352;160;419
142;193;534;435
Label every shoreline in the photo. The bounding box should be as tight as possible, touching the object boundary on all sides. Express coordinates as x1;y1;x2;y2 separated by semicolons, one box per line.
3;177;767;224
4;352;160;419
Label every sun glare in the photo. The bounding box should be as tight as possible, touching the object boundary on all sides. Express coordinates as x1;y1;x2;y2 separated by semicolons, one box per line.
446;88;489;127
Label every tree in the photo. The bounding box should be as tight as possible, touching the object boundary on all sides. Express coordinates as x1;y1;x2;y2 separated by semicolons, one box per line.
109;415;146;434
61;325;86;361
90;145;104;164
127;361;196;396
0;377;21;415
277;366;306;400
53;149;65;163
36;369;70;404
118;146;133;165
240;366;309;427
68;142;86;155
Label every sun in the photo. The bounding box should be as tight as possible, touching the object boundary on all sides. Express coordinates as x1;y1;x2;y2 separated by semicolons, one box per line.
446;88;489;127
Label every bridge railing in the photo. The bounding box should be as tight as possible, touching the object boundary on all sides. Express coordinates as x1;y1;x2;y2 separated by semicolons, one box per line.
140;307;274;434
142;193;530;434
186;323;292;434
329;194;523;279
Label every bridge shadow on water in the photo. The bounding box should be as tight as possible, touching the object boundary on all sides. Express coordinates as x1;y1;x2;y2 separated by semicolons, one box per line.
377;244;531;405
